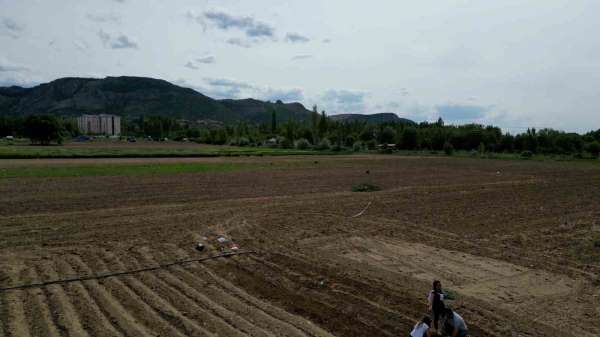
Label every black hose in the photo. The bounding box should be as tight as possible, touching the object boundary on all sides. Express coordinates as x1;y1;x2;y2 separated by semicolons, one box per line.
0;250;256;292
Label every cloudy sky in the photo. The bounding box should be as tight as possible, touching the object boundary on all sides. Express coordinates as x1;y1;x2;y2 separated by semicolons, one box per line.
1;0;599;133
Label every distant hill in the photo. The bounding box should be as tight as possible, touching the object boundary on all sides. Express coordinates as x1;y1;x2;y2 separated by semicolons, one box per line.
0;76;312;124
329;113;415;124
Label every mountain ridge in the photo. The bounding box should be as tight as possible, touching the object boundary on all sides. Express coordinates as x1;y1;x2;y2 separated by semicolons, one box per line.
0;76;413;125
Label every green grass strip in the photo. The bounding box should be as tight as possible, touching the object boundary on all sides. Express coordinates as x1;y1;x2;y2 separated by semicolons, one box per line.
0;162;251;178
0;145;338;159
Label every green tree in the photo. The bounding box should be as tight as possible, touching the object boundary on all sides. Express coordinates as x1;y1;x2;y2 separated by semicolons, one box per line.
443;141;454;155
271;108;277;134
23;115;63;145
283;119;297;143
0;116;24;137
62;118;80;137
379;126;396;144
500;134;515;152
311;105;319;143
317;110;328;137
400;127;418;149
360;125;375;142
586;141;600;158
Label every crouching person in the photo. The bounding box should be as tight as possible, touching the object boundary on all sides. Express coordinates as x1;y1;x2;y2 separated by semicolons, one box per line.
410;316;433;337
442;308;468;337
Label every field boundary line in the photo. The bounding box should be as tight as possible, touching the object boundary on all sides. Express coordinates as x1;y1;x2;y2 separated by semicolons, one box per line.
0;251;256;292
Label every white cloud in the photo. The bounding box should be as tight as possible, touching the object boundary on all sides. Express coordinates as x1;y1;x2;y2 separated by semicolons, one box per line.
321;90;368;114
0;17;24;38
196;56;216;64
291;55;312;61
184;61;198;70
177;77;304;102
97;30;138;49
0;58;28;73
87;12;121;24
285;32;309;43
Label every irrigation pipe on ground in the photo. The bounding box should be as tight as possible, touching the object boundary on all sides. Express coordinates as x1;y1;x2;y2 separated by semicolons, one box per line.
0;250;256;292
351;201;372;218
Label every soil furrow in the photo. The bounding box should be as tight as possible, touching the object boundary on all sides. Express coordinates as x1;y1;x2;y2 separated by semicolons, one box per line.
174;265;313;337
85;253;187;337
243;254;409;336
35;263;89;337
0;295;5;337
2;271;31;337
170;248;330;337
53;257;122;337
189;262;337;337
98;250;214;337
141;248;281;337
20;266;62;337
0;269;11;337
66;254;154;337
170;247;334;337
125;250;250;337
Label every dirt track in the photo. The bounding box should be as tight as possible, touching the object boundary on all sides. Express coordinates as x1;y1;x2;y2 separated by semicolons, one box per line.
0;155;599;336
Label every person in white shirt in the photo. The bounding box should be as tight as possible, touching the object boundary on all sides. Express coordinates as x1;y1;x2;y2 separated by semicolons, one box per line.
409;316;433;337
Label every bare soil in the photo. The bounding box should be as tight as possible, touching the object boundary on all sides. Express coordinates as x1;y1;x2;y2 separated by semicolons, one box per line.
0;155;598;337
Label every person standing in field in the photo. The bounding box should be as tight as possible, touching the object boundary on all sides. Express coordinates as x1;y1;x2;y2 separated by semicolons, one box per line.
409;316;433;337
427;280;445;332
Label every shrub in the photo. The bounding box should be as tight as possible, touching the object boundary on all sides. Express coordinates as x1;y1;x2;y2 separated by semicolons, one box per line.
352;183;381;192
295;138;311;150
352;141;363;152
365;139;377;150
230;137;250;147
478;142;486;154
521;150;533;159
444;289;458;301
586;141;600;158
279;137;293;149
315;138;331;151
443;141;454;156
238;137;250;146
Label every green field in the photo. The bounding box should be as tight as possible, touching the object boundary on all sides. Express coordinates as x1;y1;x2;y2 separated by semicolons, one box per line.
0;162;257;178
0;143;326;159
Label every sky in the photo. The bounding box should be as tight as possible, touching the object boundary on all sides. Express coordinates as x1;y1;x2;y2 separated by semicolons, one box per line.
1;0;599;133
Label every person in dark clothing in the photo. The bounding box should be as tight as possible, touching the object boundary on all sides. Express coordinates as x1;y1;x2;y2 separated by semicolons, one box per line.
427;280;445;332
441;307;468;337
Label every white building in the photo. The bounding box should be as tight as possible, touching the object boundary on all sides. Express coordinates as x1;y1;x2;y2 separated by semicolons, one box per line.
77;114;121;136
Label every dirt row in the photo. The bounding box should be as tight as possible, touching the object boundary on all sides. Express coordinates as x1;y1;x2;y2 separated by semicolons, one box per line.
0;247;335;337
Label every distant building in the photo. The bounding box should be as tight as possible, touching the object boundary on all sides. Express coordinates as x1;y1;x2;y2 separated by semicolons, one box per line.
77;114;121;136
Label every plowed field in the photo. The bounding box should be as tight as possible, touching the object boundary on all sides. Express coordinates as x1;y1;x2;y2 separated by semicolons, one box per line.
1;155;598;337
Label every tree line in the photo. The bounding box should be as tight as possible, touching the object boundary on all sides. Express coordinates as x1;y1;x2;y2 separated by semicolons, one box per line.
0;115;79;145
1;110;599;158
